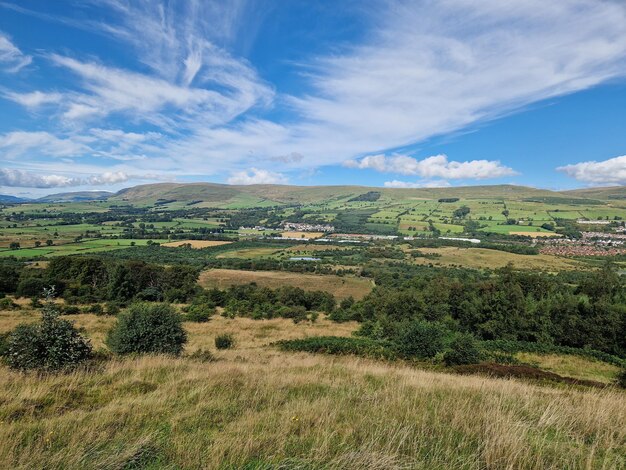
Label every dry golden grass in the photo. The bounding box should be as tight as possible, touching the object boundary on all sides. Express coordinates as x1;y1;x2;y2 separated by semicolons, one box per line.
215;247;281;259
508;231;563;238
0;309;625;468
199;268;374;300
409;246;584;271
284;243;349;252
161;240;232;248
1;350;624;468
281;231;324;239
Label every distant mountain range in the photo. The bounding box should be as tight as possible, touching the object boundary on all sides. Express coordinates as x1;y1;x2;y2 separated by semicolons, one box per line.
0;191;113;204
1;183;624;207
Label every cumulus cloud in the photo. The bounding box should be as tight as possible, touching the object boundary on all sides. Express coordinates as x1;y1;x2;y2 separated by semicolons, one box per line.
345;154;516;180
0;168;133;188
384;179;451;189
0;32;31;72
557;155;626;185
227;168;288;185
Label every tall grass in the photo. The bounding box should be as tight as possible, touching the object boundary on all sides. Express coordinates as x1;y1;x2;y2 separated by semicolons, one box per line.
1;352;624;469
1;311;624;468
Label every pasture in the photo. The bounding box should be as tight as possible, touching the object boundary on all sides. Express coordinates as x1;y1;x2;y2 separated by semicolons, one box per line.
0;308;624;469
198;268;374;299
408;246;584;270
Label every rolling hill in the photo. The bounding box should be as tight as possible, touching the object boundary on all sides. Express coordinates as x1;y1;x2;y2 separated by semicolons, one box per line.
109;182;569;207
37;191;113;203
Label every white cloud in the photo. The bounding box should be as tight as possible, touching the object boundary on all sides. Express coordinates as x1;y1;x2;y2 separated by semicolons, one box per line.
3;90;62;107
0;32;31;72
0;131;87;159
557;155;626;185
227;168;288;185
0;168;132;188
2;1;626;184
384;179;451;189
0;168;161;188
346;154;516;179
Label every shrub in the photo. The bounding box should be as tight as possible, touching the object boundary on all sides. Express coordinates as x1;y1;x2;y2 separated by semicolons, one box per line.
87;304;104;315
444;333;482;366
4;294;92;372
61;304;81;315
105;302;121;316
277;305;308;323
106;303;187;356
276;336;397;359
215;333;234;350
0;332;9;357
16;277;46;298
617;369;626;389
188;349;216;363
0;297;19;310
395;320;449;359
184;304;214;323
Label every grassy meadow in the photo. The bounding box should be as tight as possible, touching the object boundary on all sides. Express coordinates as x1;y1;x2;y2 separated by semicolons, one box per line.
199;269;374;300
0;308;625;469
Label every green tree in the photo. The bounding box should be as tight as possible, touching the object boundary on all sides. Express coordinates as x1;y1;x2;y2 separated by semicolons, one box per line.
4;288;92;372
106;303;187;355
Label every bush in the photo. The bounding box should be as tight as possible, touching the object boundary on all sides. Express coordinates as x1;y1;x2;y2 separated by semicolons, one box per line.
188;349;216;363
87;304;103;315
4;297;92;372
184;304;214;323
105;302;121;316
215;333;234;350
106;303;187;356
395;320;448;359
444;333;482;366
0;297;19;310
0;332;9;357
61;304;81;315
277;336;397;359
617;369;626;389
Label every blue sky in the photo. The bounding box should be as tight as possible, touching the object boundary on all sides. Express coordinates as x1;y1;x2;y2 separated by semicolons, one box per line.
1;0;626;197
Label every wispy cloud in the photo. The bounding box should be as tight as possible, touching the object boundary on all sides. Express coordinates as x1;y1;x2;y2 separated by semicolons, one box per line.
0;31;31;72
3;90;62;107
557;155;626;186
0;131;87;159
1;1;626;188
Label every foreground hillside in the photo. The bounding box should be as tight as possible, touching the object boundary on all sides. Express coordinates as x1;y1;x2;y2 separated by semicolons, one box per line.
1;313;624;469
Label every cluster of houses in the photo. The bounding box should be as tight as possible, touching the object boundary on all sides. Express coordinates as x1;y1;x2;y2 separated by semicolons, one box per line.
282;222;335;232
539;231;626;256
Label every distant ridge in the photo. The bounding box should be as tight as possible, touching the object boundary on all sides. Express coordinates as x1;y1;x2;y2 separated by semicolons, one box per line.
5;183;625;207
560;186;626;200
109;182;577;207
0;194;30;203
36;191;113;203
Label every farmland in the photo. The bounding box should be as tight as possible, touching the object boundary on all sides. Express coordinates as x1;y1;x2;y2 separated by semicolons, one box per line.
1;182;626;469
199;268;374;299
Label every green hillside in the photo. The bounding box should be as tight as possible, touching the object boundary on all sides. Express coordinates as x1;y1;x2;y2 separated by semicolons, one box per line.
110;182;572;208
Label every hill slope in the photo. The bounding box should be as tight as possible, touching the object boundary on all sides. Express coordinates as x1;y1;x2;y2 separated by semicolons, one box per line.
561;186;626;200
111;182;567;207
37;191;113;202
